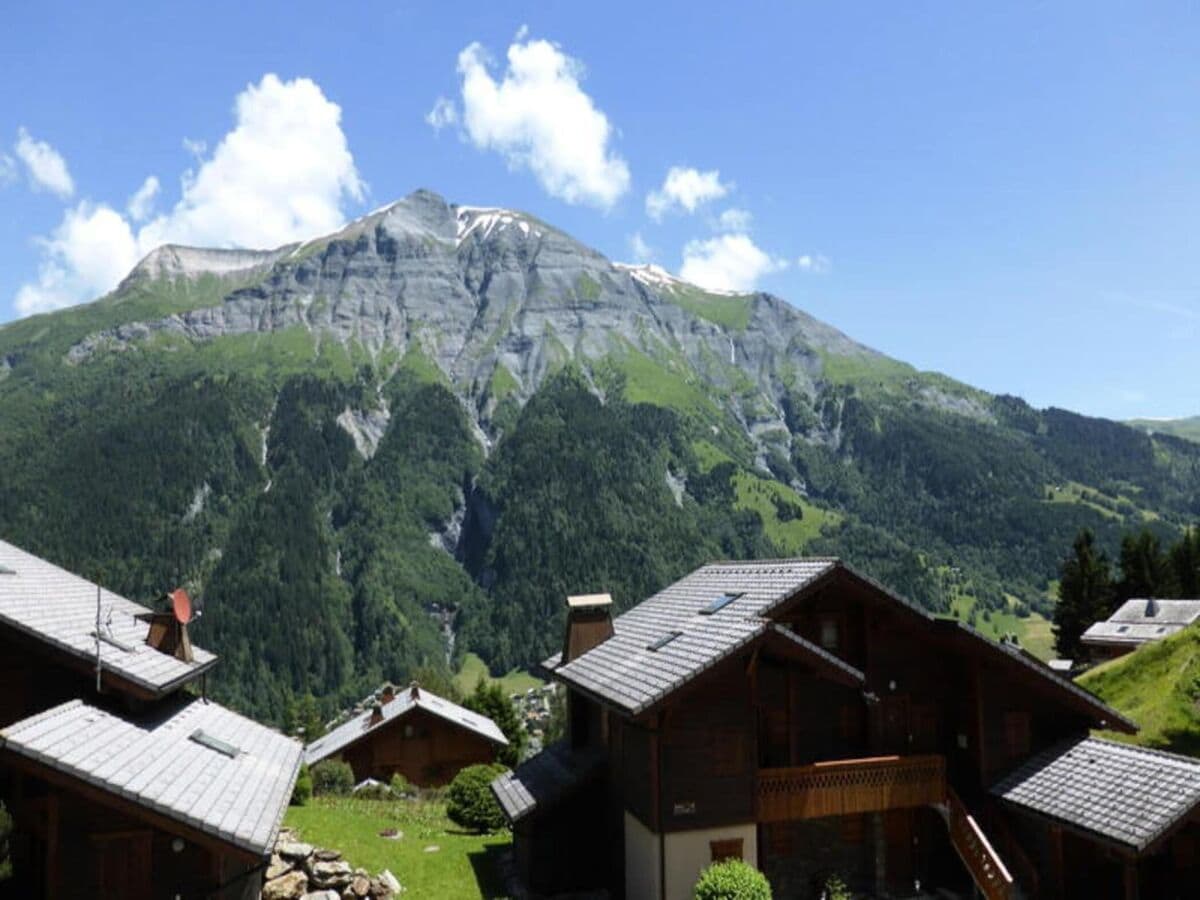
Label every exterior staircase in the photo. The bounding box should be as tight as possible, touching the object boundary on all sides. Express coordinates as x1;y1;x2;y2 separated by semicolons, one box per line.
937;788;1016;900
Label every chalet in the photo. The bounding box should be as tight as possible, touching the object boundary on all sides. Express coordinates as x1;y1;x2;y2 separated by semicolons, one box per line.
493;559;1200;900
0;538;301;900
1081;597;1200;661
304;682;507;787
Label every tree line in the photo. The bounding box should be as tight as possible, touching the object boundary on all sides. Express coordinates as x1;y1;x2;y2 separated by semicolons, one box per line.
1053;526;1200;658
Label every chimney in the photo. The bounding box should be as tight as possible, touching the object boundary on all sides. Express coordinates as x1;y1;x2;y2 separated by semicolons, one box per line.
409;682;420;701
379;683;396;705
369;702;384;726
1146;598;1160;618
562;593;614;663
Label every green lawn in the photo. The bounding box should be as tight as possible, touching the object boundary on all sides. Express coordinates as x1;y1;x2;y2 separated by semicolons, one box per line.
732;470;842;552
453;652;543;697
1078;623;1200;756
284;797;511;899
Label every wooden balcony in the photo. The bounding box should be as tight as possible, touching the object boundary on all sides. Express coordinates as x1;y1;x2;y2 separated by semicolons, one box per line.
756;754;946;822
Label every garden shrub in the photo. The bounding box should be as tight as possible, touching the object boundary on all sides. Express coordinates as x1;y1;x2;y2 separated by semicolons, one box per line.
311;759;354;796
290;763;313;806
694;859;772;900
446;763;508;832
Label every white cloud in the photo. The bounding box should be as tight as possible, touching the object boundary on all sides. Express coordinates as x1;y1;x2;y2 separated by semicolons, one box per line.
646;167;729;220
0;153;15;186
426;96;458;131
14;73;364;316
126;175;160;222
14;127;74;199
796;253;831;274
15;203;139;315
629;231;655;263
715;207;752;233
454;36;630;208
680;233;786;293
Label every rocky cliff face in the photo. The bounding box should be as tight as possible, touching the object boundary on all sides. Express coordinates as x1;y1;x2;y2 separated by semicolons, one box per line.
65;190;903;449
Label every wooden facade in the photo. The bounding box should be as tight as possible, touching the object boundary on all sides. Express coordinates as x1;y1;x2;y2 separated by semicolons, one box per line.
339;706;502;787
507;562;1194;900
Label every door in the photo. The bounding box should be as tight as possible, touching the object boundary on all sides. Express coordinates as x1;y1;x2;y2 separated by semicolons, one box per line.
89;831;153;900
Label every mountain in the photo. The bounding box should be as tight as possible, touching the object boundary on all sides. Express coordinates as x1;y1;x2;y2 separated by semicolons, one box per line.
2;189;1198;723
1128;416;1200;445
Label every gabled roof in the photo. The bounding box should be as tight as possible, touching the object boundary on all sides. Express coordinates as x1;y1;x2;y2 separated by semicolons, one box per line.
1082;598;1200;647
546;559;839;716
0;539;216;696
0;697;301;858
546;558;1133;732
491;740;605;824
303;685;507;766
992;737;1200;854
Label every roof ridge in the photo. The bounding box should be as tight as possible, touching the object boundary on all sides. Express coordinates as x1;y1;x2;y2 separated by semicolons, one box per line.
1086;735;1200;769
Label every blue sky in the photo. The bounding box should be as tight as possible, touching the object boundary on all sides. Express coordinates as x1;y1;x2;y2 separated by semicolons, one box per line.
1;2;1197;420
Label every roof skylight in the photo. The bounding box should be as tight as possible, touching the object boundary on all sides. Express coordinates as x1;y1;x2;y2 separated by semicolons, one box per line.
647;631;683;652
700;592;744;615
0;564;14;575
190;729;241;758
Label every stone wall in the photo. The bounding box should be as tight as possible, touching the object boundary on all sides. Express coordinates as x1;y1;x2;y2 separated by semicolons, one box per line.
262;828;401;899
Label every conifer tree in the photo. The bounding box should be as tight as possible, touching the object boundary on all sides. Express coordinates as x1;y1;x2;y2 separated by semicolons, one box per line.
1053;529;1113;658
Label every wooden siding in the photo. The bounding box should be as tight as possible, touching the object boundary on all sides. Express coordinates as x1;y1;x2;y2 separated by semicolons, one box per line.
341;707;498;787
756;754;946;822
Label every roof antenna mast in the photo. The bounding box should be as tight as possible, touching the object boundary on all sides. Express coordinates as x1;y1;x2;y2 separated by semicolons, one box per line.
95;583;103;692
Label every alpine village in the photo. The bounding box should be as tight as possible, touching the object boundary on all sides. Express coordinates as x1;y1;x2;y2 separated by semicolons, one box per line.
3;13;1200;898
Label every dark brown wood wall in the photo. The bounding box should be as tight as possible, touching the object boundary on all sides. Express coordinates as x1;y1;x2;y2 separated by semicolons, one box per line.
340;707;499;787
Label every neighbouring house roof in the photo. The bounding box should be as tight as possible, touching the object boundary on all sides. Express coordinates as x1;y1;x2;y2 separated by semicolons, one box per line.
545;558;1131;731
1081;598;1200;648
0;539;216;696
491;740;606;824
303;684;508;767
992;737;1200;854
0;697;302;858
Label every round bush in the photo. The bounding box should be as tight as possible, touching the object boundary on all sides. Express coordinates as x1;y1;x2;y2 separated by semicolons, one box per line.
311;759;354;796
446;763;508;832
694;859;772;900
290;763;313;806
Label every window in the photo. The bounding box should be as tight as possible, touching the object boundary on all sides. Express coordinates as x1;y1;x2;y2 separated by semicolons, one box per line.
818;616;840;650
647;631;683;651
710;838;744;862
701;593;744;615
190;730;240;758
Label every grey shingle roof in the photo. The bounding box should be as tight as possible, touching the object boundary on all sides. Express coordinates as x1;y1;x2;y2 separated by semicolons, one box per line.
491;740;605;824
1082;598;1200;647
992;737;1200;853
0;697;302;857
548;559;838;716
304;685;507;766
0;539;216;695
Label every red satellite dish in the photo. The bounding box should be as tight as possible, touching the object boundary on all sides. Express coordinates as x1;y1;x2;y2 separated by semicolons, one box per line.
170;589;193;624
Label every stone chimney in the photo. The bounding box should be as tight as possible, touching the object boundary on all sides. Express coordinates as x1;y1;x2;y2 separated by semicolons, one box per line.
562;593;614;663
409;682;420;701
1146;598;1160;617
379;683;396;705
369;702;384;726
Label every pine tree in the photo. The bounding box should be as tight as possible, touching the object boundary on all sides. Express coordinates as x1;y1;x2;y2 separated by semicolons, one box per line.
1169;526;1200;598
1053;529;1114;659
1116;529;1170;602
464;678;526;767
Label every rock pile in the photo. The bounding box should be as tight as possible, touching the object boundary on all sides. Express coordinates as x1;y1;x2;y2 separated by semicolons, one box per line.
262;829;402;899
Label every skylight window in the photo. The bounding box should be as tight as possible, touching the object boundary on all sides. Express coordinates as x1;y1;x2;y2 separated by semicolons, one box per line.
647;631;683;651
700;592;744;615
0;564;14;575
190;730;241;758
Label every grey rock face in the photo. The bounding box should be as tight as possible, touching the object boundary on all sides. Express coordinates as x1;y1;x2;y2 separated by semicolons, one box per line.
66;189;929;448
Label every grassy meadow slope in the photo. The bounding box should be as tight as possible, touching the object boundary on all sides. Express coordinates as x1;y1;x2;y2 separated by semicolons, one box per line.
1078;624;1200;755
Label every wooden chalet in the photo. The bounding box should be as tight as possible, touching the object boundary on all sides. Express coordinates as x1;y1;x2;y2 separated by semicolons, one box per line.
1081;597;1200;662
0;538;301;900
492;559;1200;899
304;682;508;787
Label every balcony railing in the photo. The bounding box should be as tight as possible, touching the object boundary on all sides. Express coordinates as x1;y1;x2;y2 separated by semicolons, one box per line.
945;788;1014;900
756;753;946;822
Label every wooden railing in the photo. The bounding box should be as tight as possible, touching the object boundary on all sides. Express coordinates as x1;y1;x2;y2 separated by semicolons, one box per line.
756;754;946;822
984;804;1039;899
945;788;1014;900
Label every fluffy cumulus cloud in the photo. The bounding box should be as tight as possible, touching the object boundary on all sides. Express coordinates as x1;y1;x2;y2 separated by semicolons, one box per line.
680;233;787;293
715;207;752;233
14;74;364;316
646;167;729;220
13;127;74;199
453;36;630;208
0;153;15;186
